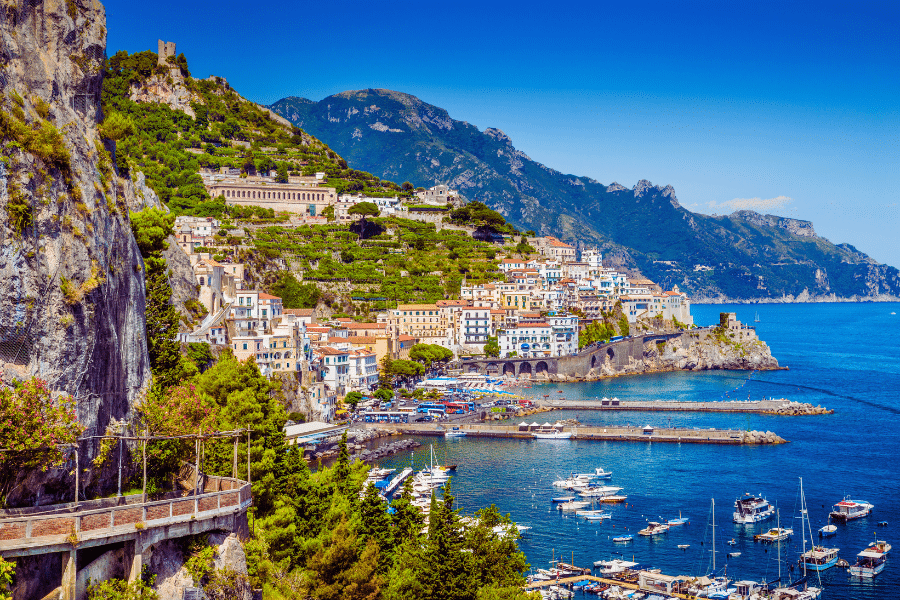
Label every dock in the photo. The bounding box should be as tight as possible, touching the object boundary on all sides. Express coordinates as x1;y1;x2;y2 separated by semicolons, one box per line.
383;467;414;496
371;423;786;444
540;398;831;415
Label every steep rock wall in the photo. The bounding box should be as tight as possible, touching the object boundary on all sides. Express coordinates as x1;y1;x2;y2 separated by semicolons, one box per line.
0;0;152;503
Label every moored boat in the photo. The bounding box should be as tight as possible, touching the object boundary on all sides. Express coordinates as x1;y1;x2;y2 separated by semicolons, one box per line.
754;527;793;543
533;431;573;440
598;495;628;503
818;524;836;537
829;496;873;522
444;427;466;437
592;558;639;574
557;500;590;511
637;521;670;536
579;486;623;498
865;540;891;555
667;510;688;526
612;534;633;543
733;493;775;524
801;546;840;571
551;496;576;503
575;509;611;520
849;549;886;577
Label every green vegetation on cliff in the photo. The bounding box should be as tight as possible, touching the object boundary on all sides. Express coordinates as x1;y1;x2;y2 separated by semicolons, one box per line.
100;51;410;218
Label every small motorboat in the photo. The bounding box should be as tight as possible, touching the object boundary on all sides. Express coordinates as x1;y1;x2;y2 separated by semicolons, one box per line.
677;544;690;549
558;500;591;511
726;538;738;546
598;495;628;503
728;551;742;558
552;496;576;503
612;534;633;543
819;524;837;537
878;521;888;527
593;558;639;574
638;521;670;536
668;511;689;526
578;511;612;521
754;527;793;543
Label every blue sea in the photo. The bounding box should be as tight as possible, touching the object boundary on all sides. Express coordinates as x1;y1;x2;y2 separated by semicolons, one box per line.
374;303;900;599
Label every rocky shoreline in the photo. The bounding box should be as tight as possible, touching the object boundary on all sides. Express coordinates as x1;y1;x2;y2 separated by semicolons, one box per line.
305;427;421;463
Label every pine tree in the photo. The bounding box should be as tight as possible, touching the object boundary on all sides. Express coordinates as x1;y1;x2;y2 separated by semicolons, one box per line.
358;482;393;572
424;481;477;600
334;431;351;493
391;477;424;545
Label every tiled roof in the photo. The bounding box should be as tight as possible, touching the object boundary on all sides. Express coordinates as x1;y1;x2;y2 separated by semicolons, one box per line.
517;322;550;328
396;304;439;310
345;322;386;329
345;336;377;344
315;346;347;355
398;335;417;341
258;293;281;300
284;308;314;316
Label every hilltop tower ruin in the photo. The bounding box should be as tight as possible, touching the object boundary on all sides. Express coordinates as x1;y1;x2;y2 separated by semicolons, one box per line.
157;39;176;65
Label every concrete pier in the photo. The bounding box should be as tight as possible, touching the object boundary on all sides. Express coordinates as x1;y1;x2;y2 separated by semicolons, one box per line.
540;398;832;415
373;423;787;445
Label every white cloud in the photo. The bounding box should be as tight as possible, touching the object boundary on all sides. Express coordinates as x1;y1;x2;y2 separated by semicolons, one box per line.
706;195;793;213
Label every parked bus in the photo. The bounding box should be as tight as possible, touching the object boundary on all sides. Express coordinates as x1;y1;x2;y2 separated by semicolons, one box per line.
362;411;410;424
417;403;446;415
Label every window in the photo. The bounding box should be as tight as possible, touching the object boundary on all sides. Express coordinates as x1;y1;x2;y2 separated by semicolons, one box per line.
242;343;248;350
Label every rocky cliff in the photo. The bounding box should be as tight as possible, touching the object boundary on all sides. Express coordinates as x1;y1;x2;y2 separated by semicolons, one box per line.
0;0;152;502
271;90;900;302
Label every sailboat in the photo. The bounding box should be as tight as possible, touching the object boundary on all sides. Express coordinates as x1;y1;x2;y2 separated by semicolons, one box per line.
692;498;736;600
754;311;760;323
769;479;824;599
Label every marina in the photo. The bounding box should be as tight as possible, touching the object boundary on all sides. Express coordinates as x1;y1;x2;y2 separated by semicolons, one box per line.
541;397;833;416
366;303;899;599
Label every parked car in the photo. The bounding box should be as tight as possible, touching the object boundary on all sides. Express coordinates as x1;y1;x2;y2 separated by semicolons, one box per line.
415;416;433;423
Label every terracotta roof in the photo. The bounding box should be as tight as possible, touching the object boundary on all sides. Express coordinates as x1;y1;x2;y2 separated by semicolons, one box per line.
315;346;347;355
284;308;314;316
344;322;386;329
335;317;353;322
345;336;377;344
517;322;550;328
436;300;470;307
258;293;281;300
396;304;439;310
490;309;506;314
307;327;331;332
397;335;417;341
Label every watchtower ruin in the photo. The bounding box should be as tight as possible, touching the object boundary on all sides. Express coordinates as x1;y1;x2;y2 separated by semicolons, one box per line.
157;40;176;65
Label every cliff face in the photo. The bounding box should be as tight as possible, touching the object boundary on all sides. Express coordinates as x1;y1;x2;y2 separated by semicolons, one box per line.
0;0;152;501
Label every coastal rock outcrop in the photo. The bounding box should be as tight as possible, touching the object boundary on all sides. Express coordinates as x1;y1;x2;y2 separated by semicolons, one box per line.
0;0;153;503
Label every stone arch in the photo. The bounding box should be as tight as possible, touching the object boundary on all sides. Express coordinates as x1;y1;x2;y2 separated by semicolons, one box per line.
518;362;532;376
486;362;499;375
468;364;480;373
591;355;596;368
535;361;548;374
503;363;516;376
607;347;615;361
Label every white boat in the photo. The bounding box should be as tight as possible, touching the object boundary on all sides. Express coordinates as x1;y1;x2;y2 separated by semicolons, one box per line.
801;546;840;571
829;496;873;522
728;551;741;557
444;428;466;437
754;527;793;543
733;494;775;524
864;540;891;555
592;558;639;574
818;524;836;537
551;496;576;503
637;521;669;536
575;467;612;479
678;544;690;549
849;549;886;577
612;534;633;543
579;486;623;498
557;500;590;511
533;431;573;440
575;509;611;520
552;475;591;489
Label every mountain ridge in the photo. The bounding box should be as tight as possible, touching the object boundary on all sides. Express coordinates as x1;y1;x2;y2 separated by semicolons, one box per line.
269;89;900;302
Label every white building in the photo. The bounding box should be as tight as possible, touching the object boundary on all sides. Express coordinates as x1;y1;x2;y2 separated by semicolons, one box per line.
317;346;349;397
348;349;379;391
498;322;552;358
547;312;579;356
458;308;491;348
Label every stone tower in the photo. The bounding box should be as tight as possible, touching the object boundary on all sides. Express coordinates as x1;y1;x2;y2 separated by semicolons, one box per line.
157;39;176;65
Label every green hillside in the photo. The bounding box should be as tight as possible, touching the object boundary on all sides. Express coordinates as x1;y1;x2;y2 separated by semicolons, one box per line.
270;90;900;301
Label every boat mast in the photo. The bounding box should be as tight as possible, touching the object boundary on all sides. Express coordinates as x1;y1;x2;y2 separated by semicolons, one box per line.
800;478;807;589
777;508;781;584
712;497;716;573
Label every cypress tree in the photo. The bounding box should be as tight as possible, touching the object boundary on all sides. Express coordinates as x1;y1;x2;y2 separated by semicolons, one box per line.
358;482;393;571
391;476;423;545
424;481;477;600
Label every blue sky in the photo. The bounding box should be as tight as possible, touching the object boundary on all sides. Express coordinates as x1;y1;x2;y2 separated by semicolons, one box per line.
104;0;899;267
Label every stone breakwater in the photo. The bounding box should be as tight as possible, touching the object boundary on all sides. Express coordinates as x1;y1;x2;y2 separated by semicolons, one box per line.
305;428;421;463
742;430;786;444
540;398;832;416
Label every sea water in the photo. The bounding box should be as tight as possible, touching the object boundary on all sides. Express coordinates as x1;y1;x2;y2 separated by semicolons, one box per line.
375;303;900;599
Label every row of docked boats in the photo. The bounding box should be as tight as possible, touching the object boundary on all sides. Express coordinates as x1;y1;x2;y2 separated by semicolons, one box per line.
732;492;874;533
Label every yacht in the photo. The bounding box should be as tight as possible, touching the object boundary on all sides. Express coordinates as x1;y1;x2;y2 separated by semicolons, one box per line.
575;509;611;520
829;497;874;522
637;521;670;536
849;548;886;577
557;500;591;511
801;546;840;571
592;558;639;574
612;534;633;543
733;494;775;524
444;427;466;437
754;527;793;543
533;430;573;440
579;486;623;498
